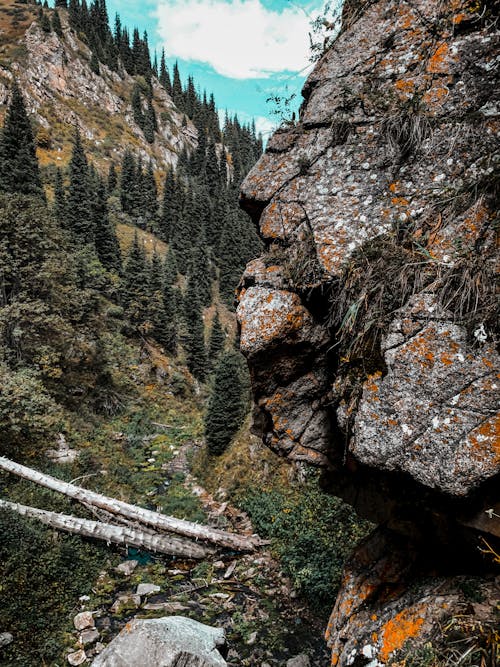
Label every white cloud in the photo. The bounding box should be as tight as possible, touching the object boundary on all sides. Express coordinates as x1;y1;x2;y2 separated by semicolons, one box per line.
156;0;321;79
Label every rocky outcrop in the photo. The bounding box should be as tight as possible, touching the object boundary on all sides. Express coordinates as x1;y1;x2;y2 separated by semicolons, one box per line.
0;10;196;170
237;0;499;663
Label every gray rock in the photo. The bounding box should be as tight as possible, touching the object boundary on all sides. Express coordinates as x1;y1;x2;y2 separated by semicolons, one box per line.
91;616;227;666
136;583;161;596
109;594;141;614
74;611;95;630
286;656;310;667
0;632;13;648
80;628;100;646
67;650;87;666
115;560;138;576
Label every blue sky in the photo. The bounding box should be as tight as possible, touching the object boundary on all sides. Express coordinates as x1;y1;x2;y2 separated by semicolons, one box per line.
101;0;330;137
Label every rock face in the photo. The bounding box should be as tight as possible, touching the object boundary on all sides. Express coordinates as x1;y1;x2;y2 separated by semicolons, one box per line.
238;0;499;663
0;10;196;170
91;616;227;667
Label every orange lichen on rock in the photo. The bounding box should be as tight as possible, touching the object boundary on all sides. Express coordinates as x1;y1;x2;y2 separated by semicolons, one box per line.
427;43;451;73
379;607;425;662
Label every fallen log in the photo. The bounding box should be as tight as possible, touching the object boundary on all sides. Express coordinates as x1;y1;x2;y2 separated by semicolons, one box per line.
0;499;211;559
0;456;264;551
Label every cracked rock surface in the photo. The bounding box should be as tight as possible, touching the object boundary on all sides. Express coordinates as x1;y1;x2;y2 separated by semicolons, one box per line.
237;0;499;663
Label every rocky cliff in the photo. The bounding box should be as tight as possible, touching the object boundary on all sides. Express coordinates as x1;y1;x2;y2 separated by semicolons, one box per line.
237;0;499;663
0;1;195;172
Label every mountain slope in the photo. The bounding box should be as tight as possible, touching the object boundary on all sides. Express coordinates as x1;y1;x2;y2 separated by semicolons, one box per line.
0;2;195;175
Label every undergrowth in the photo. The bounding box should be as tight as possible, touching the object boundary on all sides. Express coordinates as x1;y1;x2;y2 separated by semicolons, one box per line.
240;474;371;614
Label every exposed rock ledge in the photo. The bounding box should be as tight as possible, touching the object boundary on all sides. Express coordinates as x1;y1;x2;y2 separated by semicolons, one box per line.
237;0;499;663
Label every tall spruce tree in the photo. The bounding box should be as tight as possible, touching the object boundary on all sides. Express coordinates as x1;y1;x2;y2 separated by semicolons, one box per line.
66;129;93;241
53;167;66;225
94;178;121;271
205;351;247;455
161;253;178;353
184;276;207;381
0;81;43;198
208;310;225;368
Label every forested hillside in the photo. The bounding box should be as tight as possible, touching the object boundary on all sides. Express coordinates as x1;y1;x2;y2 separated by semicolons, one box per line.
0;1;269;663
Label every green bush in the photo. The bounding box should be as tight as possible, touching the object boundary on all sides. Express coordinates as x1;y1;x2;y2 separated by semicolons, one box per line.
241;478;371;613
0;508;112;666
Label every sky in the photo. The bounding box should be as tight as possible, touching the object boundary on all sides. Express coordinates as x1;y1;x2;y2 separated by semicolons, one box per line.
100;0;332;138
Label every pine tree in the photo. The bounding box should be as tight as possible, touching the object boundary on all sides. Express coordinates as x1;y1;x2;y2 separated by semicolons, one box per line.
107;162;117;193
90;50;100;74
143;161;158;224
39;9;51;32
172;61;183;111
119;149;136;214
0;81;43;198
184;276;207;381
189;233;212;308
66;129;93;241
205;351;247;455
94;177;121;271
143;98;157;143
208;310;225;368
52;9;63;36
160;250;178;354
122;232;149;324
159;49;172;95
131;84;144;129
55;0;68;7
53;167;66;225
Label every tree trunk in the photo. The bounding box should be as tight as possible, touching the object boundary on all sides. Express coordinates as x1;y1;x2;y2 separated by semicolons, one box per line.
0;456;264;551
0;499;211;559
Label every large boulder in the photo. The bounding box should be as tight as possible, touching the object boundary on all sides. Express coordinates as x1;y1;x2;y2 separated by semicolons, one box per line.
91;616;227;667
237;0;499;663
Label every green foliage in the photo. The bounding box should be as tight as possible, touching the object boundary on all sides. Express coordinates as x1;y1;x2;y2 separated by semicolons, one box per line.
241;478;371;612
0;81;43;198
0;363;63;455
205;351;248;455
0;508;111;667
66;129;93;241
208;310;225;368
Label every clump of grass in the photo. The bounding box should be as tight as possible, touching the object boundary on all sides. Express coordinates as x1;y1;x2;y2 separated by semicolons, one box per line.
327;235;436;363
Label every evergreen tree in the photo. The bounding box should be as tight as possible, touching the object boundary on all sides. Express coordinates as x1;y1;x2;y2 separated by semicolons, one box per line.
143;161;157;224
53;167;66;225
171;61;183;111
189;233;212;308
39;9;51;32
205;351;247;455
122;232;148;324
94;178;121;271
208;310;225;368
159;49;172;95
184;276;207;381
52;9;63;36
131;84;144;129
143;98;157;143
55;0;68;6
0;81;43;198
66;129;93;241
119;149;136;214
160;249;178;354
90;50;100;74
159;168;175;241
107;162;117;192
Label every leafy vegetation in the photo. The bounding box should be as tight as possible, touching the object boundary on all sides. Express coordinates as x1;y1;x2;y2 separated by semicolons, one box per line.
240;475;371;613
